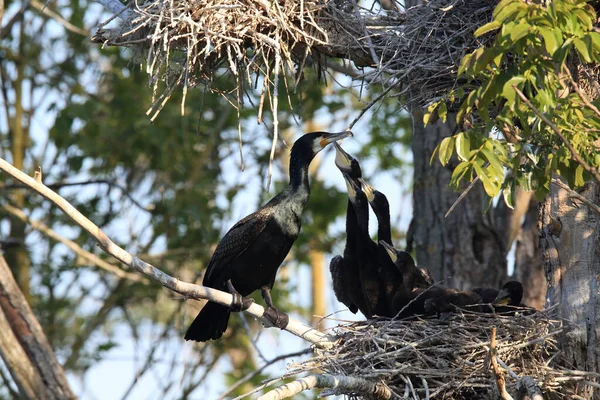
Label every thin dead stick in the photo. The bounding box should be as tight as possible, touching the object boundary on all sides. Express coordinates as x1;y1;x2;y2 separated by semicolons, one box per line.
490;327;514;400
0;203;144;282
257;373;392;400
445;175;480;218
348;83;398;130
0;157;336;349
513;85;600;184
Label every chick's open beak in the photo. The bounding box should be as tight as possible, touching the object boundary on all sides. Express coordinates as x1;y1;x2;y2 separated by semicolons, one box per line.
358;178;375;202
333;142;352;171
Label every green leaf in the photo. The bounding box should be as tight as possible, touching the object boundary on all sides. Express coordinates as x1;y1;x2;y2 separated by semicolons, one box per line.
438;101;448;123
590;32;600;51
424;101;440;125
455;132;471;161
474;161;499;197
575;165;585;187
510;23;532;42
574;38;592;63
501;75;526;103
481;146;504;180
538;27;561;55
475;21;502;37
451;161;471;186
494;0;525;23
438;136;455;166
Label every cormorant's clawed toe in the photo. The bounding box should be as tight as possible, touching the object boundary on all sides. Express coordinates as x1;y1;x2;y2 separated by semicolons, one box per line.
241;297;254;311
229;292;244;312
263;307;289;330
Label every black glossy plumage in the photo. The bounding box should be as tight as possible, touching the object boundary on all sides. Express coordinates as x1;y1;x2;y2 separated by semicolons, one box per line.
329;143;368;315
359;179;392;245
378;240;435;316
185;131;353;342
344;176;389;317
423;289;483;315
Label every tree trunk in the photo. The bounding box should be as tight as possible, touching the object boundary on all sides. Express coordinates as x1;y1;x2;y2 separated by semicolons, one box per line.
410;111;508;289
0;254;76;400
540;180;600;397
513;193;546;310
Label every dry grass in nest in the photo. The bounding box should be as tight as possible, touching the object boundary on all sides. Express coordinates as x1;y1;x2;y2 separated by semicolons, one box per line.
287;308;598;399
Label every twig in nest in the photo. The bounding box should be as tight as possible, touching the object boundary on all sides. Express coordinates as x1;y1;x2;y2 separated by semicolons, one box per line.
257;373;392;400
490;327;514;400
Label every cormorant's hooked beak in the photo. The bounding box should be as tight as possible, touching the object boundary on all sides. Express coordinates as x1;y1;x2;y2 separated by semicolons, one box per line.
333;142;353;172
378;240;398;263
358;178;375;202
320;130;353;149
492;288;511;306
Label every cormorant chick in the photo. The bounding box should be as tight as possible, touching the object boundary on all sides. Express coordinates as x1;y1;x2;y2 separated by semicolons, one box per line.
423;289;483;316
378;240;434;316
342;175;389;317
329;142;368;315
185;130;353;342
359;179;392;244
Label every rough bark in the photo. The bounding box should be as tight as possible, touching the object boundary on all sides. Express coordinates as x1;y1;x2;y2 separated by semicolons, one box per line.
0;253;77;400
512;194;546;310
410;111;508;289
540;180;600;397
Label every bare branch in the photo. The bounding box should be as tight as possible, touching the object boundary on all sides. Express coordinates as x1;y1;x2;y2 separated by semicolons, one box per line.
0;156;336;348
30;0;88;36
513;85;600;184
257;373;392;400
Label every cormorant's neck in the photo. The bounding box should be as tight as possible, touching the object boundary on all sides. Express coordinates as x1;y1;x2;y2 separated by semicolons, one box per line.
288;150;313;197
373;195;392;244
352;197;370;239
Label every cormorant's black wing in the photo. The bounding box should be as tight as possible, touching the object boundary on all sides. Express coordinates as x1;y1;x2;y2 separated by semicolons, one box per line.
203;208;273;285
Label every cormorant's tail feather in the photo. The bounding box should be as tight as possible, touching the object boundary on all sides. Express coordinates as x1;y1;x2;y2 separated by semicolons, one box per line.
185;302;231;342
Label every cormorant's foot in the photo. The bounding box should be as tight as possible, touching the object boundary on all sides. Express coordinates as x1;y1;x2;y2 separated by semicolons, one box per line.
229;295;254;312
263;306;289;329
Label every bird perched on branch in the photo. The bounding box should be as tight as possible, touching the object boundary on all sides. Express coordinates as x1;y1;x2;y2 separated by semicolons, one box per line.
185;130;353;342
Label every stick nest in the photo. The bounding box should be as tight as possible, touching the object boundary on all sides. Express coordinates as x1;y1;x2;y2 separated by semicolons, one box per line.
92;0;499;117
293;309;598;399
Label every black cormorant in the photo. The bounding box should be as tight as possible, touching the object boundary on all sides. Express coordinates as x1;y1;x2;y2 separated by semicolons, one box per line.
492;281;524;306
342;175;389;317
423;289;483;315
359;179;392;245
185;130;353;342
329;142;369;315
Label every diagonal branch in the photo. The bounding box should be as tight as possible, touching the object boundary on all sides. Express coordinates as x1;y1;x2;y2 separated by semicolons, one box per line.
0;157;336;348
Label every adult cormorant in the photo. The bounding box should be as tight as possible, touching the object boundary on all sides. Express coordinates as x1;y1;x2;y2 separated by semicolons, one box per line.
492;281;524;307
185;130;353;342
